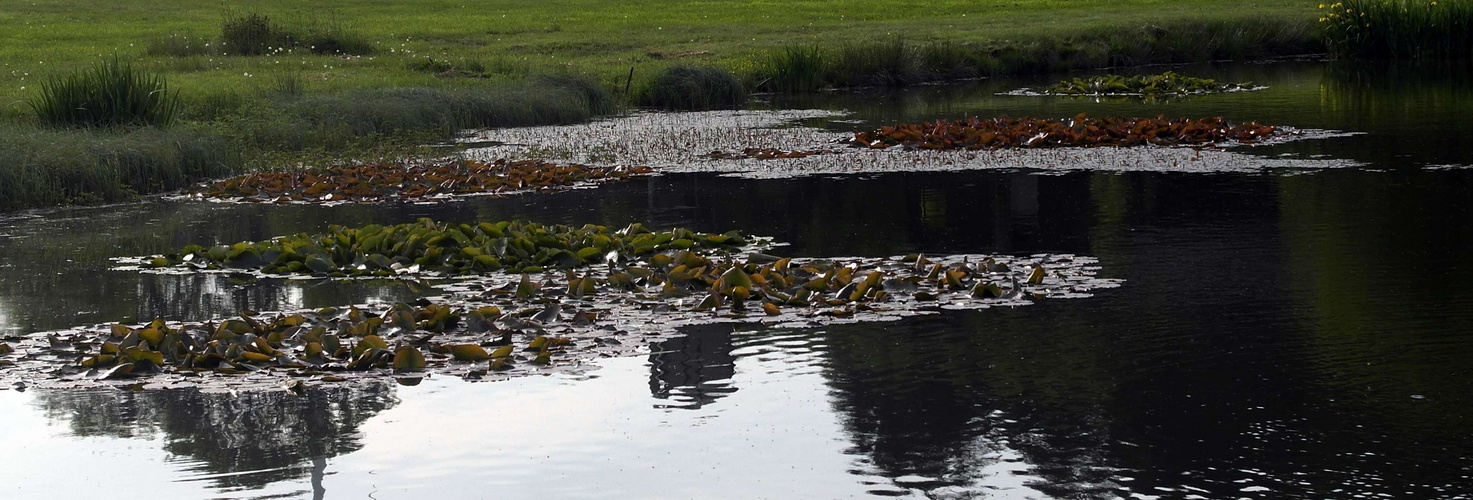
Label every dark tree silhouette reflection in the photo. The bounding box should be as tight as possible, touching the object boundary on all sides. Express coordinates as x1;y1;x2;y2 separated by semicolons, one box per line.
648;324;738;409
34;383;397;493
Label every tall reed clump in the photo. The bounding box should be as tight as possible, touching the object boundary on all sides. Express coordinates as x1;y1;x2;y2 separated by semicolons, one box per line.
636;65;747;110
299;12;375;56
763;45;827;92
832;38;924;87
0;126;236;211
1320;0;1473;59
29;58;180;128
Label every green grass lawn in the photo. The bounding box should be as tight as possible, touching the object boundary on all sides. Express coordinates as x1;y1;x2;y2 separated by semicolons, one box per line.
0;0;1320;114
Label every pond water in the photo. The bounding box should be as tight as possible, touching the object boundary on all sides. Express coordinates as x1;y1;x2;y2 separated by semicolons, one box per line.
1;61;1471;499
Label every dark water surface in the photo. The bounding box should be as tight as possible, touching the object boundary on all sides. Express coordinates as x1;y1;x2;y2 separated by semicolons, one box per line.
1;62;1471;499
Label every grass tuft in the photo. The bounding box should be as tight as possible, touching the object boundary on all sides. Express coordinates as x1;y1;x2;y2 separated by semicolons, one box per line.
220;12;293;56
29;58;180;129
636;65;746;110
762;45;828;93
218;11;373;57
833;38;924;88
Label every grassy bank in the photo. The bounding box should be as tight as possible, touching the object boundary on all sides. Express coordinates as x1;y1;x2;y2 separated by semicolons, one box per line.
0;125;233;211
0;0;1326;212
0;0;1322;112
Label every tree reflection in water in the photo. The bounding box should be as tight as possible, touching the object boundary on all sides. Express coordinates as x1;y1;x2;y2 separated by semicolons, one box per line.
33;382;398;495
648;324;738;410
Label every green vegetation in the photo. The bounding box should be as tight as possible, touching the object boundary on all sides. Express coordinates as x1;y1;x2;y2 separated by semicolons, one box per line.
853;115;1280;150
0;125;232;211
29;249;1081;385
138;219;750;276
636;65;746;110
1321;0;1473;59
147;11;375;57
29;58;179;128
189;159;652;203
0;0;1326;212
750;19;1319;91
1044;71;1255;95
762;45;828;93
3;73;614;213
0;1;1322;108
225;75;613;153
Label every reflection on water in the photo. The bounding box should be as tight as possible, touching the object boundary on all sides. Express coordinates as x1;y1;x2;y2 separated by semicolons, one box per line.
32;383;398;493
648;324;738;410
1;61;1472;498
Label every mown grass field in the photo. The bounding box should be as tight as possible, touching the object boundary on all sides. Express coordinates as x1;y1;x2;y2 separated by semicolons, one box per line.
0;0;1320;113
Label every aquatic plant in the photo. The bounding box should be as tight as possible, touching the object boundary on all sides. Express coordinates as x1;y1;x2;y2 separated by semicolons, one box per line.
831;38;925;88
183;159;652;204
704;148;841;160
9;246;1115;388
29;58;180;129
1042;72;1256;96
128;219;752;276
636;65;747;111
1321;0;1473;59
852;114;1279;150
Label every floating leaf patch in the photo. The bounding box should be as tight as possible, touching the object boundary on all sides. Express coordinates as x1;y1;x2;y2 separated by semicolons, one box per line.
852;114;1279;150
181;159;654;205
124;219;753;278
1041;72;1256;96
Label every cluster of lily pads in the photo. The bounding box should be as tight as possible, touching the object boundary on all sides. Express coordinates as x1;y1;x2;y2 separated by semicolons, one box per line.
123;219;752;277
5;238;1117;388
9;302;580;387
1043;72;1256;96
851;114;1279;150
180;159;652;204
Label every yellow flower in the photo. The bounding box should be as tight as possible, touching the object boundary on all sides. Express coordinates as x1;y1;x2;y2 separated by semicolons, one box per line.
1319;3;1326;7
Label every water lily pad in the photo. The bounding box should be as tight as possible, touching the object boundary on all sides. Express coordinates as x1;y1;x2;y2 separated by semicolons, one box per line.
447;344;492;361
122;219;757;279
393;345;426;372
853;114;1280;150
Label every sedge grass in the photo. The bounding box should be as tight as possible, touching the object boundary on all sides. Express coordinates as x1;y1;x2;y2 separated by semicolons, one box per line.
0;125;234;211
635;65;746;111
28;58;179;128
1321;0;1473;59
